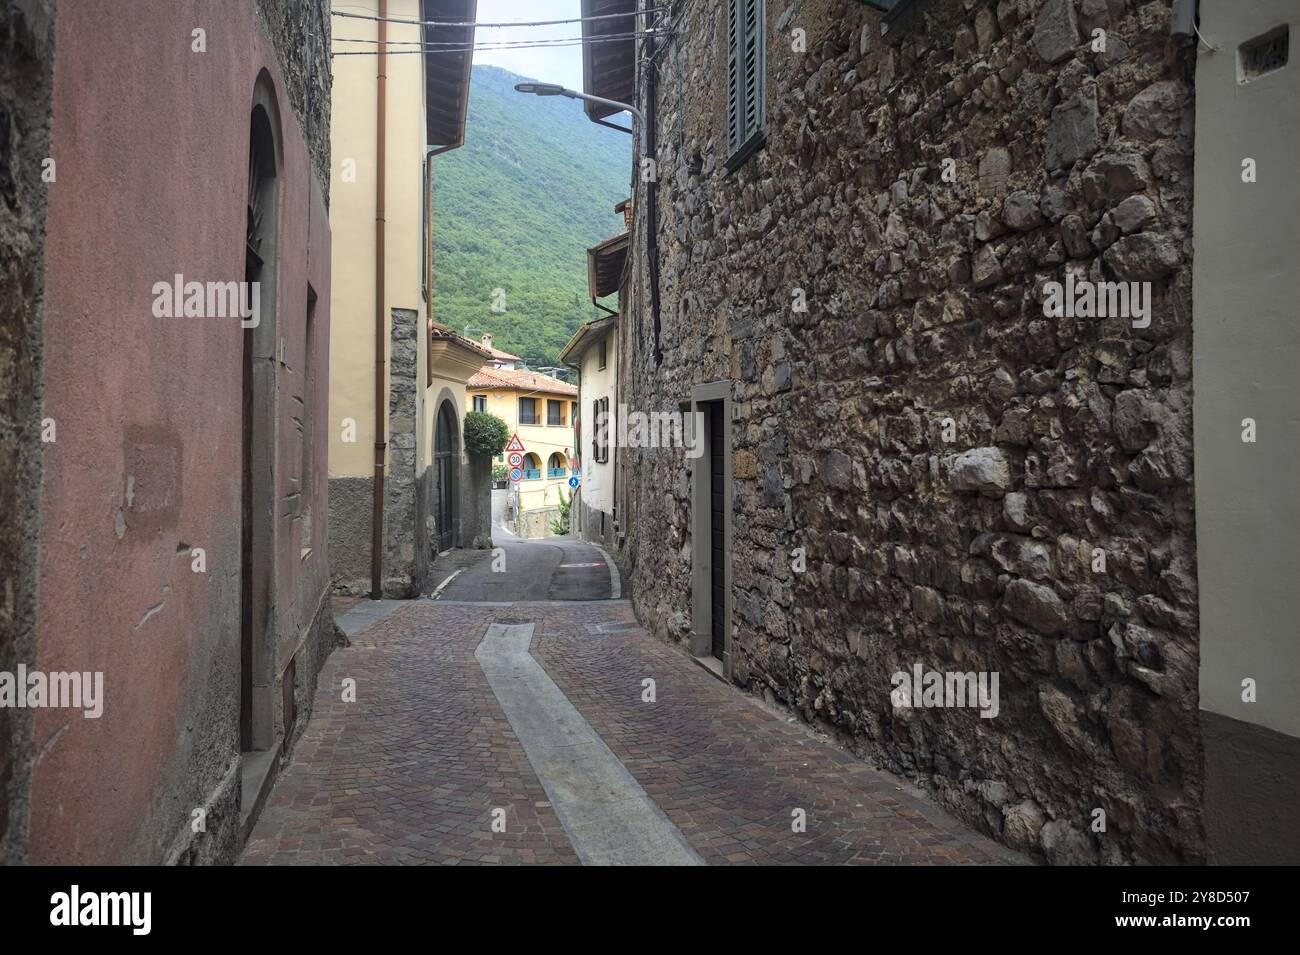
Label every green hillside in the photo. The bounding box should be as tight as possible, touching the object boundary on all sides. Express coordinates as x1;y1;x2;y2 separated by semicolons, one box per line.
431;65;632;368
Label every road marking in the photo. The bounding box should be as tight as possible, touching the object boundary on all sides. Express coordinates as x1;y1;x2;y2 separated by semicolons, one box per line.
430;568;463;600
592;543;621;599
475;623;703;866
557;562;604;568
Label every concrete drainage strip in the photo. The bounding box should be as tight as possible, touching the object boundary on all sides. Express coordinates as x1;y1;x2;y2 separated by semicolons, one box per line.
474;622;702;866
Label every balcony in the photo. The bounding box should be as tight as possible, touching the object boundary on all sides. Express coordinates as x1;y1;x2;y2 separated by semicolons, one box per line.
522;468;541;480
547;468;567;478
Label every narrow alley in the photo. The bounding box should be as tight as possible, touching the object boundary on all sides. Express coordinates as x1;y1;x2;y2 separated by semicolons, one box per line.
3;0;1298;918
242;551;1017;865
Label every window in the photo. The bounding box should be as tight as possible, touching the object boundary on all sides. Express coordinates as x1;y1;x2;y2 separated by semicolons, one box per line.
518;396;537;425
523;452;541;480
592;397;610;463
726;0;766;169
547;452;567;478
546;399;566;426
598;338;607;370
473;394;487;412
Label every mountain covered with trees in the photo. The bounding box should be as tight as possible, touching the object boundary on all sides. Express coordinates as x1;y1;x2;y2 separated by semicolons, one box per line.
431;65;632;368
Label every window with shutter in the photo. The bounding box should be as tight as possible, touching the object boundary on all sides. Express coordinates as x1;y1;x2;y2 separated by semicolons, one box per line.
726;0;766;169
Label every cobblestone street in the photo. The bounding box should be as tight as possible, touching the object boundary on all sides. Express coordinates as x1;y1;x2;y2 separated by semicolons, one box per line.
242;597;1020;866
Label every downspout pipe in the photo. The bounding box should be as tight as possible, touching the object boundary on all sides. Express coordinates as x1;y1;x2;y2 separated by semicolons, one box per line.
370;0;387;599
643;27;661;364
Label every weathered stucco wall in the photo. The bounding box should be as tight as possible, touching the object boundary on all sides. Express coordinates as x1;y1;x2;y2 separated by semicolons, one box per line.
29;0;333;864
0;0;55;866
1190;0;1300;864
625;0;1201;863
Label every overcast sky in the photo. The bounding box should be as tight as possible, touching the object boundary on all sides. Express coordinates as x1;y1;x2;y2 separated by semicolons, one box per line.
471;0;588;91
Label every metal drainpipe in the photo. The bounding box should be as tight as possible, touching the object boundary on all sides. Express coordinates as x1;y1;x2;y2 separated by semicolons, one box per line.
370;0;388;599
643;24;661;364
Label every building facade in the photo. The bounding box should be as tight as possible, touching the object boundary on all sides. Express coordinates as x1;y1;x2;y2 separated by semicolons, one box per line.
467;367;578;537
597;0;1300;864
326;0;488;597
561;316;620;547
2;0;335;864
561;207;630;548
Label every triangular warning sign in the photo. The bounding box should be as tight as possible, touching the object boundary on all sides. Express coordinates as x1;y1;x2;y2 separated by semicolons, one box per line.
505;433;525;452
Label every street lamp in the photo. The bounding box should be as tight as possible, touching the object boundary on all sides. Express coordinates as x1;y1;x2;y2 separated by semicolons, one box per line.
514;81;645;154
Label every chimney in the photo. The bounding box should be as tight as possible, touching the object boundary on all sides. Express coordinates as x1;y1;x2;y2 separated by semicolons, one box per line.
481;333;493;351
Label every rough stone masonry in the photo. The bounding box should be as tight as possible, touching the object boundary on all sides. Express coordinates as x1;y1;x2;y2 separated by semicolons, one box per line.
622;0;1200;863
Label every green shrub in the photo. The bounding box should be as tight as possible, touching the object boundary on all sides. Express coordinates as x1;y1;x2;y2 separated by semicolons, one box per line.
464;410;510;457
491;462;508;483
550;487;572;536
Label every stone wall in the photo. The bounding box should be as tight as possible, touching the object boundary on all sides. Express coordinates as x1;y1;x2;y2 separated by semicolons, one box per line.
385;307;423;596
0;0;54;865
461;455;493;549
577;497;618;549
327;476;374;594
255;0;331;196
624;0;1201;863
517;507;562;540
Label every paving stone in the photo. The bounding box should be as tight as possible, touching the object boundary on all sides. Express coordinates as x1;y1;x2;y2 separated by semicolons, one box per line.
242;600;1022;866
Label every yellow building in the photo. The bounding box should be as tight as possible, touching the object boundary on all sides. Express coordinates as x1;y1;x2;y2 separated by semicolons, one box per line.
467;365;578;536
327;0;490;596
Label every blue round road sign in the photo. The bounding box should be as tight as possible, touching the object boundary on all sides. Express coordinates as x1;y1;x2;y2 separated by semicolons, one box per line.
509;467;523;482
568;476;580;489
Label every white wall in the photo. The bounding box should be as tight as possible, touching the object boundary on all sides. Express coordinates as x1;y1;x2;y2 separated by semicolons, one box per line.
579;328;618;516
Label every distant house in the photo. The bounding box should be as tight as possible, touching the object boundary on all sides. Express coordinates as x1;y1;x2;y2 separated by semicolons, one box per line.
478;333;523;370
467;367;578;537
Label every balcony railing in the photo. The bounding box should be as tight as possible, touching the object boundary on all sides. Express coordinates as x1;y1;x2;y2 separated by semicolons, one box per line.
546;467;566;478
522;468;541;480
519;414;538;425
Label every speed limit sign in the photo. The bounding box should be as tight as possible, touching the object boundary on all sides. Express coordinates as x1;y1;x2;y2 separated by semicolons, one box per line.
507;452;523;468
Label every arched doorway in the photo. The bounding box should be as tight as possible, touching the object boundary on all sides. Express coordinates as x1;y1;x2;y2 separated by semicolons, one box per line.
434;401;458;552
241;82;279;754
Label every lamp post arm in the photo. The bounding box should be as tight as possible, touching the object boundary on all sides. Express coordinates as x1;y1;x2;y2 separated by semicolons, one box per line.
562;89;646;154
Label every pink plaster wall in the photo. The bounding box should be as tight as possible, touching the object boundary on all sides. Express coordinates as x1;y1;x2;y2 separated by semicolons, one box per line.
31;0;331;864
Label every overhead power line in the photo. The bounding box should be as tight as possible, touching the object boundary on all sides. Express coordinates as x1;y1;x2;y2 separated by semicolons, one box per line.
331;8;667;29
334;29;655;48
332;33;666;56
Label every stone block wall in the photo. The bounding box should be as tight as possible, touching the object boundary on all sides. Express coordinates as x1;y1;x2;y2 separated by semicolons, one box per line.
385;307;424;596
624;0;1201;863
0;0;55;865
255;0;331;196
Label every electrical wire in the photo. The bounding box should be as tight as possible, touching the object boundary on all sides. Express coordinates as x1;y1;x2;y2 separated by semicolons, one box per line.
335;30;655;48
332;34;665;55
332;7;668;29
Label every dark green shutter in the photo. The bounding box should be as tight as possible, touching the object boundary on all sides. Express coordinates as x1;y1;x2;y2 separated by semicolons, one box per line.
727;0;765;158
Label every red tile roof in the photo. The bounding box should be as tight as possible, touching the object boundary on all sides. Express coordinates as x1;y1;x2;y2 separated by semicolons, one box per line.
467;366;578;397
484;343;523;361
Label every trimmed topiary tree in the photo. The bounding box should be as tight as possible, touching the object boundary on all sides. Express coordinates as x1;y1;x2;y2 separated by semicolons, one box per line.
463;410;510;457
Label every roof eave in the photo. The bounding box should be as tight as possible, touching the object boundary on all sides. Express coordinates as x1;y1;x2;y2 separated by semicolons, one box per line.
422;0;477;150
